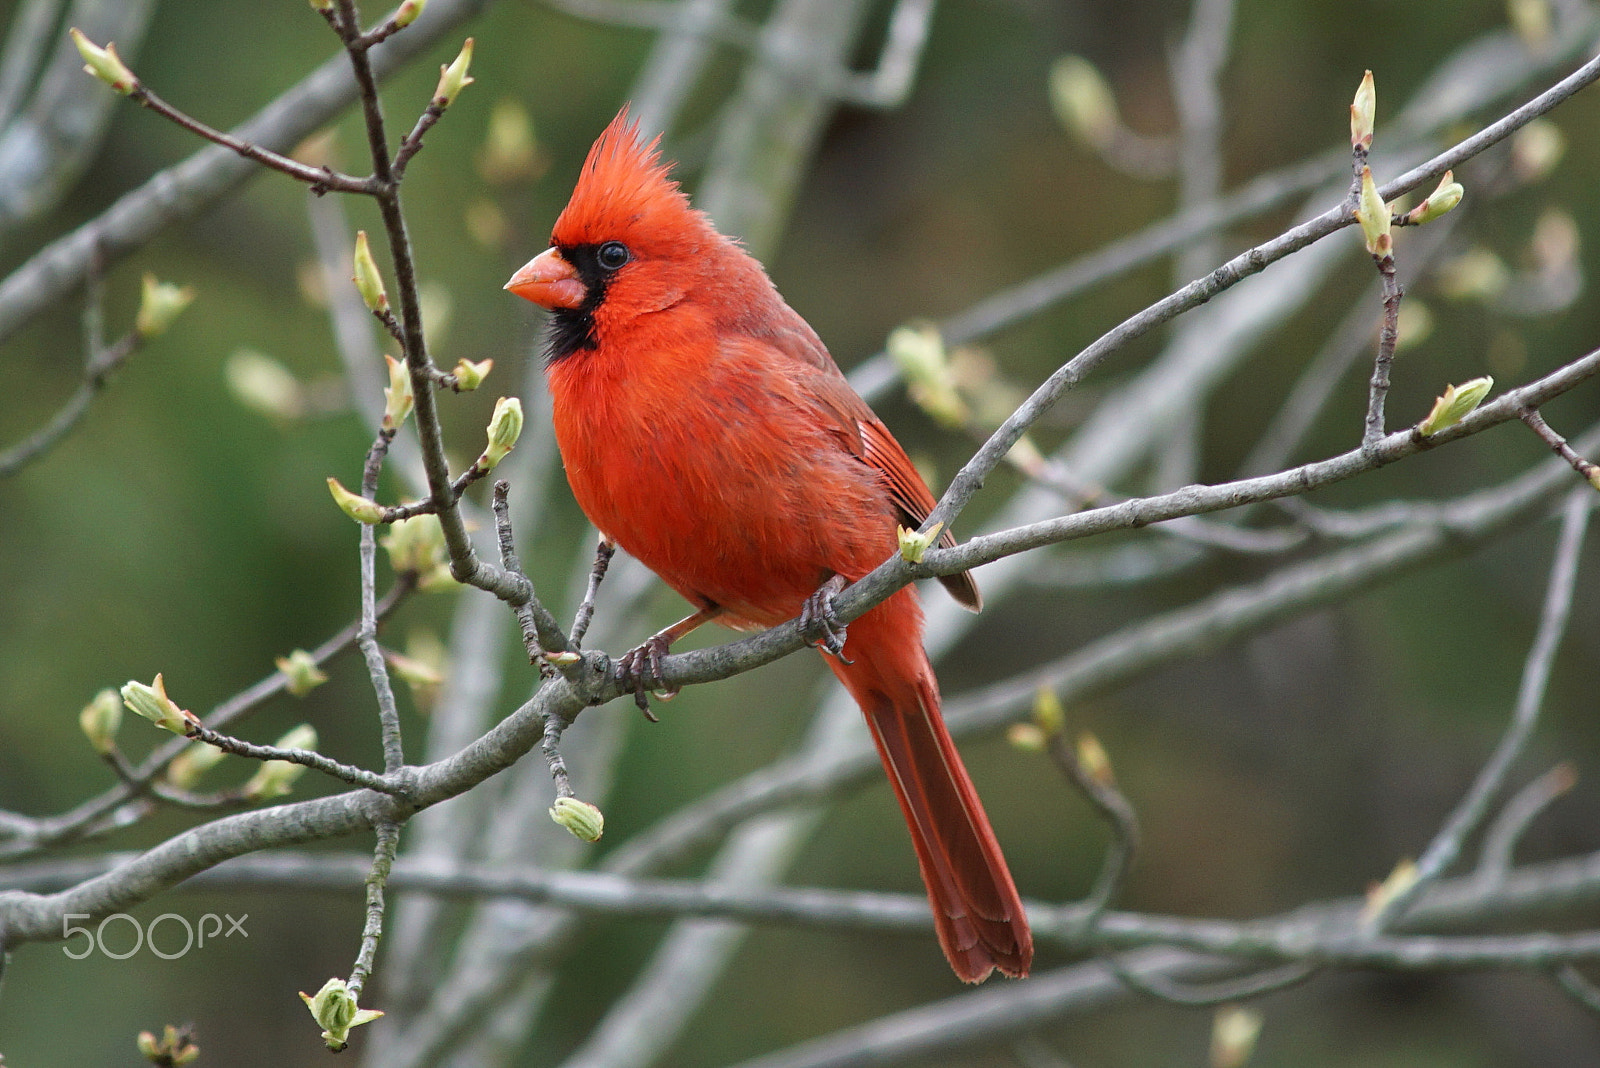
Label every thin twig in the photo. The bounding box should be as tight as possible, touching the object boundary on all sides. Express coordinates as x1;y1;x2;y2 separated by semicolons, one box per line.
1048;733;1139;922
0;242;144;477
130;83;371;193
1362;248;1404;446
831;0;936;109
1105;957;1316;1006
393;101;445;176
379;464;492;521
0;333;137;477
1554;965;1600;1016
1169;0;1237;281
1518;406;1600;486
569;538;616;649
541;707;577;800
0;0;497;351
358;427;407;775
185;724;405;796
1369;487;1592;928
492;480;569;656
1476;762;1578;887
348;821;401;1001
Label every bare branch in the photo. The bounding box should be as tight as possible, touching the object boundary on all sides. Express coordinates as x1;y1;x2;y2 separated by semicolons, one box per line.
0;580;411;857
0;0;496;348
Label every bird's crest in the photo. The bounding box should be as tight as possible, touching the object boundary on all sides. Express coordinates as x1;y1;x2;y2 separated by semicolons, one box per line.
550;107;701;250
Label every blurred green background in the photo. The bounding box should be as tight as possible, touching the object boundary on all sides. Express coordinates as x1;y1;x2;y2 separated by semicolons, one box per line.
3;0;1600;1064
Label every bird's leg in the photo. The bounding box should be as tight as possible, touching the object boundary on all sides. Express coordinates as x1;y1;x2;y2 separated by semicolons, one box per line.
800;574;852;664
616;605;721;721
569;537;615;650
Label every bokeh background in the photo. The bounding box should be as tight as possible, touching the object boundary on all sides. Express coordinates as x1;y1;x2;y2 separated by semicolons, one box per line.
3;0;1600;1064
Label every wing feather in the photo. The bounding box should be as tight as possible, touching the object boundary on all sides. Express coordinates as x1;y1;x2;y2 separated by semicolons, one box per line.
755;318;981;612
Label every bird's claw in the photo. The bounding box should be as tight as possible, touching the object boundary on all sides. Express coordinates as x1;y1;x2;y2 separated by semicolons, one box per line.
616;635;676;722
800;577;852;664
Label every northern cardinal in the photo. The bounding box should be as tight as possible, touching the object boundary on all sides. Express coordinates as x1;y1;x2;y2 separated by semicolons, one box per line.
506;109;1032;982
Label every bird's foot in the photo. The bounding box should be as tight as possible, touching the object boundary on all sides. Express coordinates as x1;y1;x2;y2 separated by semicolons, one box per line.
616;635;676;722
800;575;852;664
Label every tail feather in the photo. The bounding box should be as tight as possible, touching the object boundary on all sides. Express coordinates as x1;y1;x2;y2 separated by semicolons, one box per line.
826;591;1032;983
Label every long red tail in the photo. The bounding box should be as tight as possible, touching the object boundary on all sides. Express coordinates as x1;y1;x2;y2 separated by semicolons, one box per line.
824;589;1032;982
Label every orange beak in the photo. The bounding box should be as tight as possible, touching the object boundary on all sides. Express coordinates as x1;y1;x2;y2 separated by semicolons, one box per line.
505;247;586;310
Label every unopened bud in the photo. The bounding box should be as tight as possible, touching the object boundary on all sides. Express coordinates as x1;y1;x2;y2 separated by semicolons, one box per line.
396;631;448;708
1006;723;1047;751
395;0;426;26
1512;120;1565;183
299;978;383;1052
243;725;317;801
352;230;389;314
451;357;492;391
896;521;942;563
327;477;386;524
1350;70;1375;151
476;396;523;471
309;0;334;10
70;29;137;94
1437;248;1509;302
1005;434;1047;478
381;513;446;575
1361;857;1419;924
137;1025;199;1066
435;37;475;106
382;354;414;430
417;561;460;591
385;648;444;694
275;649;328;697
1075;731;1115;787
1032;686;1065;736
1403;170;1463;226
1418;376;1493;436
135;274;195;337
167;739;227;790
549;796;605;841
478;99;541;184
1353;166;1392;257
1049;55;1118;149
79;689;122;755
1530;208;1579;276
1395;301;1434;352
1210;1006;1264;1068
1508;0;1553;50
121;674;196;734
545;650;582;666
226;350;305;420
888;322;968;427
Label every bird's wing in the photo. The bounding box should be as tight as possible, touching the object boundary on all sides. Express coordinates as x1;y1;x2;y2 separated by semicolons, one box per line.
756;321;983;612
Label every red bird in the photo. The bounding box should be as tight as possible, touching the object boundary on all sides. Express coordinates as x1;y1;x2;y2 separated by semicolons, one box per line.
506;110;1031;982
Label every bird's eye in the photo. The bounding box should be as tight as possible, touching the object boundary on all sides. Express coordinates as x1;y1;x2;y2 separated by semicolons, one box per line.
596;241;631;271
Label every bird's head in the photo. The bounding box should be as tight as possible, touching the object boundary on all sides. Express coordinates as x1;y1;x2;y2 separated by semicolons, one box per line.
506;107;738;361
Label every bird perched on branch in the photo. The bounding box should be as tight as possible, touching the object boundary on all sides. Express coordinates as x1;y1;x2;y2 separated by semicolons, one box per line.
506;108;1032;982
